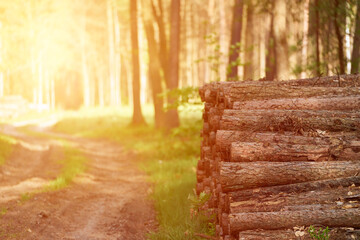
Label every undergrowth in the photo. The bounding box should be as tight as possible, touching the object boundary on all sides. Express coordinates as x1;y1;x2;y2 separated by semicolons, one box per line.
53;106;213;239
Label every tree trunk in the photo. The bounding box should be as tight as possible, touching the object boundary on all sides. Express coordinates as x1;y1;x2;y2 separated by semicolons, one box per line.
229;176;360;202
351;0;360;74
227;0;244;81
232;96;360;111
165;0;181;129
333;0;346;74
220;161;360;191
130;0;146;125
230;141;360;162
151;0;169;86
265;10;276;81
243;0;254;81
229;209;360;233
143;21;165;128
273;0;288;80
301;0;310;78
308;0;321;76
220;109;360;133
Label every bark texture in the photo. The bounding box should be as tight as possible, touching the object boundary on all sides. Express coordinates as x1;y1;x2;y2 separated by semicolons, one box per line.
220;161;360;191
229;209;360;233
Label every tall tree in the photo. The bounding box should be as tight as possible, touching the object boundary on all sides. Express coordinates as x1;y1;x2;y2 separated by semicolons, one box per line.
351;0;360;74
308;0;321;76
244;0;255;80
273;0;289;80
130;0;146;125
265;8;276;81
165;0;181;129
142;0;165;129
333;0;346;74
227;0;244;81
151;0;169;87
301;0;310;78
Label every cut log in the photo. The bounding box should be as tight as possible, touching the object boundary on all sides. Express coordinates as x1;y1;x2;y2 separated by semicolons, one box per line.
216;131;331;153
229;208;360;233
220;161;360;192
199;74;360;103
229;85;360;102
233;96;360;110
230;141;360;162
229;176;360;202
238;228;360;240
220;109;360;132
229;186;360;213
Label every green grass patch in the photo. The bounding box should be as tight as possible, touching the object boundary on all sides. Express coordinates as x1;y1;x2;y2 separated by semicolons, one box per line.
0;207;7;217
0;133;17;166
19;193;33;204
53;105;213;239
44;141;88;191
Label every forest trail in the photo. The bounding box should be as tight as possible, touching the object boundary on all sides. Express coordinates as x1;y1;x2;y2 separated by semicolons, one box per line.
0;123;156;240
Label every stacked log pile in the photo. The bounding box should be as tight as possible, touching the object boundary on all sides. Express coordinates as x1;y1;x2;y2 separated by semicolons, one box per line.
197;74;360;240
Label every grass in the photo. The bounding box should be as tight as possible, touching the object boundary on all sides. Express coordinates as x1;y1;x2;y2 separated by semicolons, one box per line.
0;207;7;217
0;133;17;166
19;193;32;204
44;140;88;191
53;105;213;239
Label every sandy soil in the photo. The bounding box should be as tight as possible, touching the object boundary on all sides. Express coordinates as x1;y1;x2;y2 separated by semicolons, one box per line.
0;125;157;240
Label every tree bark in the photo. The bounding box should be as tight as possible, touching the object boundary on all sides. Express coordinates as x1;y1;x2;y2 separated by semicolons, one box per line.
229;186;360;213
265;9;276;81
233;96;360;111
130;0;146;125
238;229;360;240
333;0;346;74
229;176;360;202
216;130;330;153
220;161;360;192
199;74;360;103
229;209;360;233
151;0;169;86
227;0;244;81
229;85;360;102
143;21;165;128
165;0;180;129
243;0;254;81
220;109;360;133
230;141;360;162
273;0;288;80
351;0;360;74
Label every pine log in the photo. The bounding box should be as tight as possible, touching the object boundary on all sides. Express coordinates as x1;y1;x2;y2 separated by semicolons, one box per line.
220;161;360;192
216;131;331;153
229;85;360;102
201;146;212;159
233;96;360;110
229;186;360;213
229;176;360;202
229;209;360;233
238;229;360;240
230;141;360;162
200;74;360;103
220;109;360;132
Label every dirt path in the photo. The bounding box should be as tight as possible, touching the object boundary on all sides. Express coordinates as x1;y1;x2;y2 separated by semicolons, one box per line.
0;125;157;239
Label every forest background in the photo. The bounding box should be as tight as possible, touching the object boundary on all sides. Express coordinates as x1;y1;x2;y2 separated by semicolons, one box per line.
0;0;360;239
